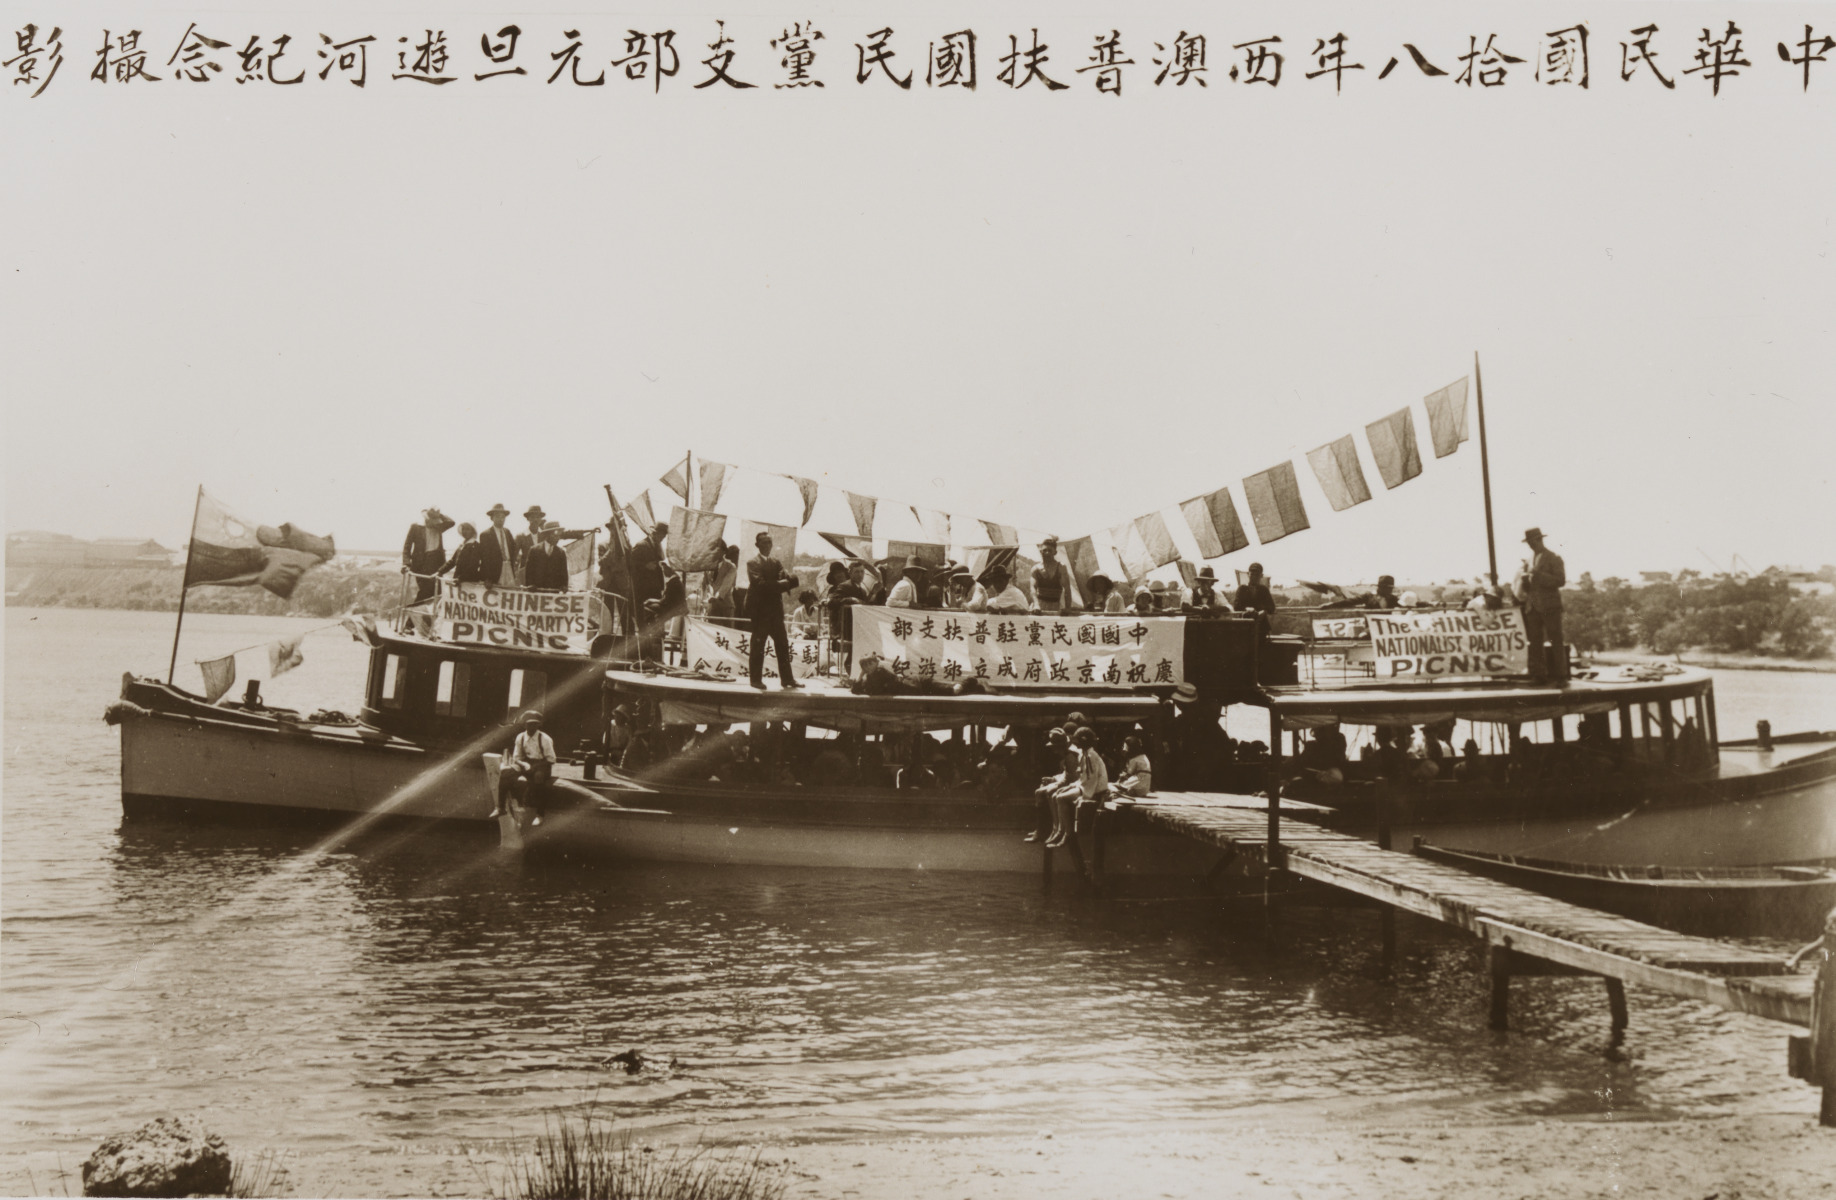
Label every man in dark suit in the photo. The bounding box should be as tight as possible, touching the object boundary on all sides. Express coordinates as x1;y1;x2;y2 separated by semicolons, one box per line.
402;506;454;604
746;530;803;690
524;522;571;592
479;503;520;586
514;505;547;584
628;522;667;609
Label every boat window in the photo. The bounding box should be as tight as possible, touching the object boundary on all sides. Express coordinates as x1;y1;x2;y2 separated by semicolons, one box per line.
435;661;470;718
508;668;547;714
380;654;406;709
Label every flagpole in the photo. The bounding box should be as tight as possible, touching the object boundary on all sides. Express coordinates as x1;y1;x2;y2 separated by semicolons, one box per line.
167;485;203;685
1474;352;1499;586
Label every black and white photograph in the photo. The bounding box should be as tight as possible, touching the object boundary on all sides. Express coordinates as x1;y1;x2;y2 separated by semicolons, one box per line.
5;1;1836;1195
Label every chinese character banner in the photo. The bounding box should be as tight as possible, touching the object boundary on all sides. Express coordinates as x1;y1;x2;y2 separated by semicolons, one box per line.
686;618;824;681
851;606;1186;690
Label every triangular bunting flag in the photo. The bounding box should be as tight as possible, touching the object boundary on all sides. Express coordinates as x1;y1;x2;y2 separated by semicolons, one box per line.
819;531;875;562
699;461;732;512
198;654;236;703
791;477;820;527
1423;378;1471;459
625;490;657;535
1243;462;1311;544
668;506;729;572
1306;435;1372;512
981;520;1019;546
1180;486;1250;559
660;456;690;503
268;636;305;678
1366;407;1423;489
846;491;877;539
910;506;950;545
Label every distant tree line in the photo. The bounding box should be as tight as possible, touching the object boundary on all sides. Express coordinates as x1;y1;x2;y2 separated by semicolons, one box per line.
1563;569;1835;660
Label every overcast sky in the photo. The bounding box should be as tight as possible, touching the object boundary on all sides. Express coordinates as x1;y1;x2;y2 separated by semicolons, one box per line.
7;1;1833;586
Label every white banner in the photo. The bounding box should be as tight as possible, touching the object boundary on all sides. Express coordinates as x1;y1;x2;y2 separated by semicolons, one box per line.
686;618;824;681
1311;614;1370;640
1368;607;1529;679
437;581;591;653
851;606;1185;689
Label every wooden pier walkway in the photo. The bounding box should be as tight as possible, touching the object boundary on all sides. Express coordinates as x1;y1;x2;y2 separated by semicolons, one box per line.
1117;793;1815;1030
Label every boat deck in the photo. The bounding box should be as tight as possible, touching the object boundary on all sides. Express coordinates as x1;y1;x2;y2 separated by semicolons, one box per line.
1121;792;1815;1028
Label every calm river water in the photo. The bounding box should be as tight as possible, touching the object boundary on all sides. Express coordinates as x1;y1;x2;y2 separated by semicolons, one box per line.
5;607;1836;1177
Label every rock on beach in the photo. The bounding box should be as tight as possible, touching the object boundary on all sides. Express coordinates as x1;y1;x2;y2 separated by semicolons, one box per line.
81;1115;231;1198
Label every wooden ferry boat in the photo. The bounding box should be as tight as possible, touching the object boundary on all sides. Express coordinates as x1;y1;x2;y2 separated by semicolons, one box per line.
107;584;1836;881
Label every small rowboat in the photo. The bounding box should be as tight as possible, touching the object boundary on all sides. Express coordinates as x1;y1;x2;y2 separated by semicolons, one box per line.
1413;840;1836;939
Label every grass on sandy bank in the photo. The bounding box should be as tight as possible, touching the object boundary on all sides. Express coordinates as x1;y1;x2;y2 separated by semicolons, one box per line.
489;1112;788;1200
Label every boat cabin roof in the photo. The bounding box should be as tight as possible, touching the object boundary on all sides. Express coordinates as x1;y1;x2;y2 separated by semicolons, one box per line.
1266;665;1715;727
603;669;1165;734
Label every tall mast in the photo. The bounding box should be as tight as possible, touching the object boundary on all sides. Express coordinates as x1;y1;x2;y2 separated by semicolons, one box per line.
167;486;203;685
1474;352;1499;584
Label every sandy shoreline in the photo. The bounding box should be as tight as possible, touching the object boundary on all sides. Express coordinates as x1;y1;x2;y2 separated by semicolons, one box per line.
12;1111;1834;1199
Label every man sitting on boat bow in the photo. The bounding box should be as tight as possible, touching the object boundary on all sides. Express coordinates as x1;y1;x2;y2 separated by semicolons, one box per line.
498;711;557;827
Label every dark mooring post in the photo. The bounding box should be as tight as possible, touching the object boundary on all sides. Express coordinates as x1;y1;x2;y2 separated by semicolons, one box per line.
1605;977;1630;1035
1487;945;1512;1031
1819;910;1836;1125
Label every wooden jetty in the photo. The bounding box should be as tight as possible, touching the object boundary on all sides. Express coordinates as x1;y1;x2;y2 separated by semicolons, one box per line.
1081;791;1836;1124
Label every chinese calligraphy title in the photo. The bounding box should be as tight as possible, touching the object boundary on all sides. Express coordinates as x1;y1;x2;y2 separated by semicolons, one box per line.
10;20;1835;98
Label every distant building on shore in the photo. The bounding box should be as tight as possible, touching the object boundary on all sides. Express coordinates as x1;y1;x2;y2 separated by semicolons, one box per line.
7;531;176;569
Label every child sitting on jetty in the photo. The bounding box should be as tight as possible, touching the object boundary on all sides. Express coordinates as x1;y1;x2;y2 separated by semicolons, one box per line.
1113;734;1153;797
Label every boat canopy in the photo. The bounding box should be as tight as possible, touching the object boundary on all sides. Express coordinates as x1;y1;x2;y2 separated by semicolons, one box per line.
1267;665;1715;728
604;670;1164;735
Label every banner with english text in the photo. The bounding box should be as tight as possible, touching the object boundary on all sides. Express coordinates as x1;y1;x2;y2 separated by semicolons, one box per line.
437;581;592;654
1367;607;1529;680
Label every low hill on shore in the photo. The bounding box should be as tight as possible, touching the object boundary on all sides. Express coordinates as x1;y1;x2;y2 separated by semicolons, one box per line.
5;565;406;619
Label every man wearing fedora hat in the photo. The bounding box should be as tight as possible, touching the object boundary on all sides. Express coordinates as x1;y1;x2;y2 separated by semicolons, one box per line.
1189;565;1227;615
524;522;571;592
745;529;803;690
1522;527;1568;681
402;506;454;606
886;559;924;608
479;503;521;586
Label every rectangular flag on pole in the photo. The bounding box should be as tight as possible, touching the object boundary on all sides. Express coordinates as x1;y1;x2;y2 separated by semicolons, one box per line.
1306;435;1372;512
564;532;598;591
1243;462;1311;544
668;506;730;571
1366;407;1424;489
1423;377;1471;458
846;491;877;539
699;461;732;511
184;490;335;599
1179;486;1250;560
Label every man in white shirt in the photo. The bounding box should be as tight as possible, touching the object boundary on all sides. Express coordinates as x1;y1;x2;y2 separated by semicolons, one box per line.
501;710;558;826
967;565;1029;613
886;562;925;608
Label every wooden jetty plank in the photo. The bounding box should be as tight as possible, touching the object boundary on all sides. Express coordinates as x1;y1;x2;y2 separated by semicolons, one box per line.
1123;798;1808;1027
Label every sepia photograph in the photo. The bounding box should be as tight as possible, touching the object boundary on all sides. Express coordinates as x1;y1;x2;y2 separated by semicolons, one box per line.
5;1;1836;1196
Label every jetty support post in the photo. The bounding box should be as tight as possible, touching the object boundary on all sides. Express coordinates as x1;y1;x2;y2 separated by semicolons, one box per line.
1790;909;1836;1126
1266;716;1284;871
1487;945;1512;1031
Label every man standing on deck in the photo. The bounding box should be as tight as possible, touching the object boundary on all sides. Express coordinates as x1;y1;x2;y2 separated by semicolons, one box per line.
524;522;570;592
1032;536;1070;614
479;503;521;586
746;530;803;690
1522;527;1567;681
514;506;548;584
402;506;453;606
1233;562;1276;616
629;522;668;610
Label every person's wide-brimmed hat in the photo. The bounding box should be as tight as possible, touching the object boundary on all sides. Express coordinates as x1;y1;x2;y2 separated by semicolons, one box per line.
521;710;543;724
486;503;511;518
902;561;927;578
1196;566;1216;582
1149;579;1168;593
540;520;563;535
949;564;974;581
1172;683;1200;704
1523;527;1546;542
1087;572;1113;588
1040;535;1060;550
825;561;850;583
1135;585;1152;598
523;505;546;520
